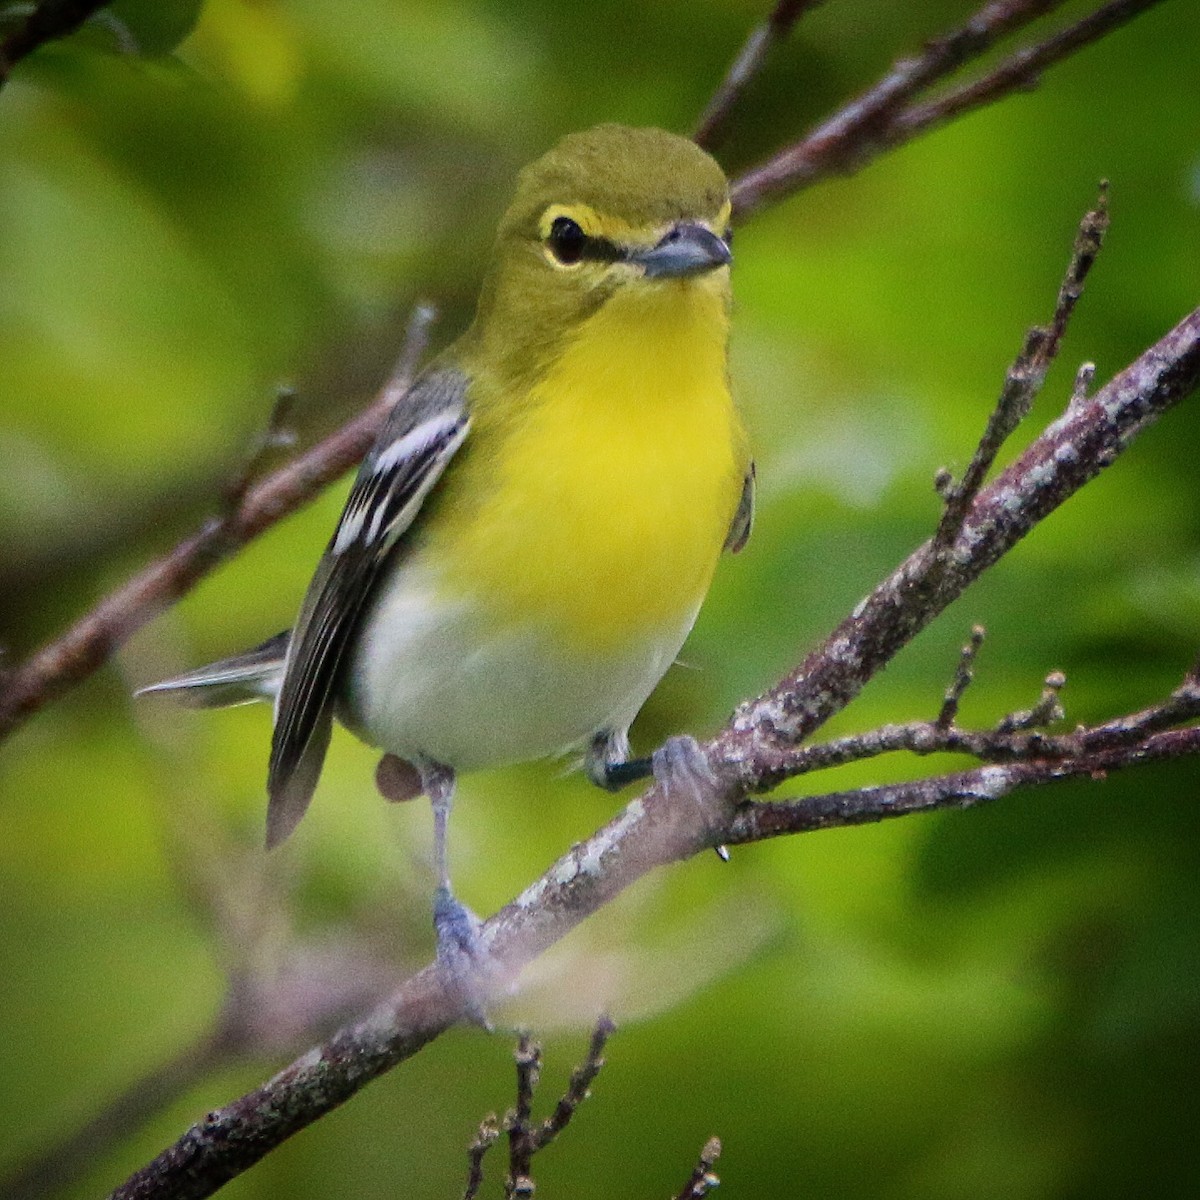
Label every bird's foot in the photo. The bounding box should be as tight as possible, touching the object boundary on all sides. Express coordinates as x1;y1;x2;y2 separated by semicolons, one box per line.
651;735;730;861
433;885;492;1029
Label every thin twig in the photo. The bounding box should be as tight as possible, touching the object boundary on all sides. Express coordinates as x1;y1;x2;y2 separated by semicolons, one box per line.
1069;360;1097;410
934;185;1108;551
462;1114;500;1200
0;0;108;84
219;386;299;518
693;0;822;150
0;302;436;745
528;1014;615;1152
505;1034;542;1198
674;1136;723;1200
936;625;986;729
730;0;1162;217
994;669;1066;733
891;0;1167;142
463;1018;614;1200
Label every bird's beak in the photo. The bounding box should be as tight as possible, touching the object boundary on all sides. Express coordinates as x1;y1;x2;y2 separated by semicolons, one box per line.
632;223;732;279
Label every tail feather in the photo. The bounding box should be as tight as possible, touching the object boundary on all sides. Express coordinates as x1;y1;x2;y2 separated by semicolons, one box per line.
265;711;332;848
136;631;290;709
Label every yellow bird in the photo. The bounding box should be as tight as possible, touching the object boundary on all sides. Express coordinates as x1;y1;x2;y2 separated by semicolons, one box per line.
142;124;753;963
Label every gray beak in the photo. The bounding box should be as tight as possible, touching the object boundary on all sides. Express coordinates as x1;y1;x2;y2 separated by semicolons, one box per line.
633;223;732;279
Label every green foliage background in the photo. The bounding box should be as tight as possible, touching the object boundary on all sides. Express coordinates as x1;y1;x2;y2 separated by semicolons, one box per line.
2;1;1199;1196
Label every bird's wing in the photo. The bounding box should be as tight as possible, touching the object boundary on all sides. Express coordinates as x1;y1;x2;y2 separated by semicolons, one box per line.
266;366;471;847
723;462;755;554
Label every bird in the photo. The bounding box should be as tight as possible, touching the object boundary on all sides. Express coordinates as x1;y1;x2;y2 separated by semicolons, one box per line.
140;124;753;968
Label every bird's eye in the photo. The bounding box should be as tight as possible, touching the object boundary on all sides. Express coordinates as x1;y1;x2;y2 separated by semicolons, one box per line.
723;226;734;248
547;216;587;265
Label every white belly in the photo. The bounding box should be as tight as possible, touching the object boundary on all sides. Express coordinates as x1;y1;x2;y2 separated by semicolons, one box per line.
338;559;699;771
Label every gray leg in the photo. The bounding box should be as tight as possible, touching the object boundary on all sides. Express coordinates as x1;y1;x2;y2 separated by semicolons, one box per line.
416;758;487;983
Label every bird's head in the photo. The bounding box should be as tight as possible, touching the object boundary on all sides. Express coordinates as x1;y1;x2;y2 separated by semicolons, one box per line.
465;125;733;390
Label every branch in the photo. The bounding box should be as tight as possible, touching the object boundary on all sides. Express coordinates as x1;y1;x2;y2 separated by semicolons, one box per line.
714;301;1200;765
674;1137;722;1200
693;0;822;150
727;724;1200;845
106;284;1200;1198
729;0;1164;218
747;666;1200;789
107;716;1200;1199
890;0;1168;141
0;0;108;84
0;304;435;744
933;186;1108;549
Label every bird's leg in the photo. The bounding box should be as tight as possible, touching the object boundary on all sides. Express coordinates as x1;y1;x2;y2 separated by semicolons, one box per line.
587;728;651;792
588;732;729;861
598;755;653;790
416;758;489;1011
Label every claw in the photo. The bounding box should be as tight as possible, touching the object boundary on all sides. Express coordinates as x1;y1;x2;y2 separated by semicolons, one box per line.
652;736;728;858
433;885;491;1030
651;734;718;799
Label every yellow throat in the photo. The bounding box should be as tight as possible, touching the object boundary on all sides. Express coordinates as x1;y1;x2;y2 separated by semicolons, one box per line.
437;269;745;653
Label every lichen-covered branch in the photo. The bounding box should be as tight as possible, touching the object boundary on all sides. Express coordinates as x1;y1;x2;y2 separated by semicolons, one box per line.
726;724;1200;845
712;302;1200;773
107;280;1200;1199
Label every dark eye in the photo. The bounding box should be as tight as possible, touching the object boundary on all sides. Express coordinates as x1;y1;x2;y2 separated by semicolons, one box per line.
723;226;734;248
547;216;587;265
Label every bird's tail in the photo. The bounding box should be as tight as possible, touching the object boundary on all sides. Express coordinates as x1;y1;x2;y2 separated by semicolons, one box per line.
136;631;289;709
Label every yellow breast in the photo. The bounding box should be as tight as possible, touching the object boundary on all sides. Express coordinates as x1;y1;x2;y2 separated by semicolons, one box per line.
434;275;746;653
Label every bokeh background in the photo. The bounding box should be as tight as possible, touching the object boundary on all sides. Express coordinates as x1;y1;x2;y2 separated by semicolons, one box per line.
2;1;1199;1196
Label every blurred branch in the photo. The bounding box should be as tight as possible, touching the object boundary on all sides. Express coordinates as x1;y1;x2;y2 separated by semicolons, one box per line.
0;1028;228;1200
891;0;1168;139
693;0;823;150
0;935;396;1200
729;0;1164;218
106;201;1200;1197
0;303;436;745
674;1137;722;1200
0;0;109;84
